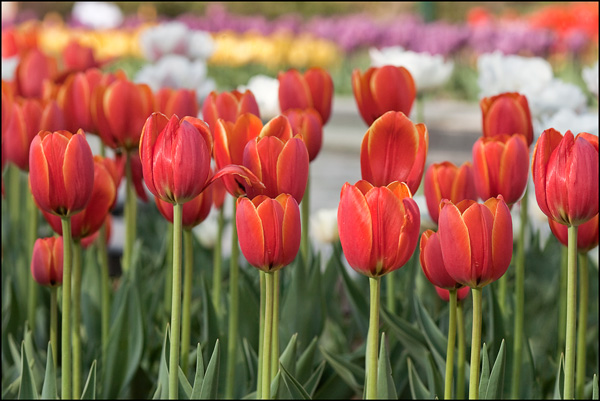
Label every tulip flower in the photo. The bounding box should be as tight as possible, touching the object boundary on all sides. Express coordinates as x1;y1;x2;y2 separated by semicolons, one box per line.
352;65;416;126
155;186;213;230
360;111;428;194
472;134;529;206
14;48;58;99
278;67;334;125
202;89;260;135
424;161;477;224
480;92;534;146
420;230;466;290
115;151;149;202
435;286;470;303
80;213;112;249
283;107;323;162
548;214;599;254
56;72;95;134
155;87;199;120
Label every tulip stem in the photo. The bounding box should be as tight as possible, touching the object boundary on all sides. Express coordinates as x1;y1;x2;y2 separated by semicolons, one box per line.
386;274;396;314
575;253;588;399
301;172;311;269
72;240;83;399
50;286;58;369
456;300;466;400
558;245;568;354
445;289;457;400
169;203;183;400
60;217;72;400
98;224;110;371
164;223;173;315
27;188;39;333
511;189;528;398
366;276;381;399
181;228;194;376
257;272;265;399
271;270;280;379
212;207;225;316
123;151;137;273
564;225;577;400
262;271;275;399
226;198;240;399
469;287;482;400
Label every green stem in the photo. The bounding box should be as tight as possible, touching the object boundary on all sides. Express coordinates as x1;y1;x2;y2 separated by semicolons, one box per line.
98;224;110;371
169;203;183;400
50;287;58;369
72;241;82;399
366;276;381;399
497;272;507;316
386;274;395;314
262;272;275;399
575;253;588;399
456;301;466;400
27;188;39;332
563;226;577;399
212;207;225;316
558;245;568;354
181;228;193;375
164;223;173;315
257;272;265;399
122;151;137;272
271;270;280;379
301;172;310;268
511;189;528;398
445;289;457;400
468;287;482;400
226;197;240;399
60;217;72;400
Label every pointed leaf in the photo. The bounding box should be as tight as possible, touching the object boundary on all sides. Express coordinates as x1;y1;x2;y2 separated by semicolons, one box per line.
296;337;318;384
380;307;428;361
592;374;598;400
18;341;38;400
191;343;205;395
280;362;312;400
334;253;369;332
479;343;490;397
40;343;57;400
178;366;192;400
303;361;326;398
414;296;447;371
279;333;298;377
153;325;170;400
425;352;444;399
377;332;397;399
200;275;221;352
407;357;430;400
319;346;364;393
199;339;220;400
80;360;97;400
272;370;285;399
241;338;257;392
484;339;506;399
553;354;564;399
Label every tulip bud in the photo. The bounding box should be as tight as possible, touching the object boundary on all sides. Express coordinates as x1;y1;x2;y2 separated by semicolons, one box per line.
202;90;260;136
278;67;334;125
31;236;63;287
548;214;599;254
155;184;213;230
283;108;323;162
480;92;533;146
14;48;58;99
420;229;465;290
156;87;199;120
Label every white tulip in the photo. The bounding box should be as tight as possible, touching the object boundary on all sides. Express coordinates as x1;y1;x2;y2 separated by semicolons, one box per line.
238;75;281;121
310;208;339;245
71;2;123;30
582;60;599;98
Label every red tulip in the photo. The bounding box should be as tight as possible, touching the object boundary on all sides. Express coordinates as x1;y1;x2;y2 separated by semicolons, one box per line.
2;81;14;138
31;236;63;287
438;196;513;288
56;72;95;134
424;161;477;224
14;48;58;99
80;213;112;249
40;155;117;240
278;67;334;124
352;65;416;126
242;115;309;203
480;92;533;146
115;151;149;202
156;88;199;120
435;286;470;303
29;129;94;217
360;111;428;194
211;170;227;210
420;229;465;290
236;193;301;272
531;129;599;227
155;183;213;230
472;134;529;207
337;180;421;277
202;90;260;136
283;108;323;162
548;214;599;254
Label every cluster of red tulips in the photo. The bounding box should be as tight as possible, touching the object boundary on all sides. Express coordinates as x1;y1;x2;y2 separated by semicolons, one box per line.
1;38;598;401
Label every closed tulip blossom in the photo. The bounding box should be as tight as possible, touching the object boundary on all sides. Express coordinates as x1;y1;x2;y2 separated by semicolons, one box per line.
283;108;323;162
31;236;64;287
549;214;598;254
360;111;428;194
278;67;334;125
472;134;530;207
420;229;466;290
14;48;58;99
435;286;470;303
480;92;534;146
155;87;199;120
424;161;477;224
352;65;416;126
155;186;213;230
202;89;260;135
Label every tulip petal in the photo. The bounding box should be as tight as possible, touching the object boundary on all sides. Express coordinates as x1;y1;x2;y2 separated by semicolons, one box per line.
63;132;94;215
29;134;52;213
498;135;529;204
278;194;301;268
140;112;169;197
236;197;265;268
462;204;494;287
485;197;513;283
531;128;563;218
338;183;374;275
438;201;472;287
566;136;599;225
276;137;309;203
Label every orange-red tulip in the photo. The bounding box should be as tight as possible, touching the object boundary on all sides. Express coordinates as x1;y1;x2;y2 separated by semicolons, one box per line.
31;236;63;287
202;90;260;135
360;111;428;194
420;229;466;290
115;151;149;202
438;196;513;288
81;214;112;249
56;72;96;134
14;48;58;99
242;115;309;203
548;214;599;254
424;161;477;224
283;108;323;162
156;88;199;120
531;129;599;227
472;134;529;206
155;184;213;230
236;193;301;272
29;129;94;217
435;286;470;302
480;92;533;146
337;180;420;277
278;67;334;125
352;65;416;126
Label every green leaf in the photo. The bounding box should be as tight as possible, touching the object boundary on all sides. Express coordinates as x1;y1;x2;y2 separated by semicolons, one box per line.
279;333;298;377
377;332;397;399
178;366;192;400
80;360;97;400
295;337;318;384
414;296;447;372
280;362;312;400
380;307;429;363
425;352;444;399
303;360;326;398
553;354;564;400
485;285;506;359
200;274;221;353
407;357;430;400
241;338;257;392
333;254;369;333
152;325;170;400
484;339;506;399
592;374;598;400
40;343;56;400
479;343;490;397
18;341;38;400
198;339;220;400
319;346;364;393
191;343;205;393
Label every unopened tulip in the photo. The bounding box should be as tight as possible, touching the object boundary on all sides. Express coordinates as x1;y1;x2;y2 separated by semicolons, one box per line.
548;214;599;253
56;72;95;134
480;92;533;146
420;229;465;290
236;193;301;272
14;48;58;99
352;65;416;126
438;196;513;288
155;185;213;230
283;108;323;162
202;89;260;135
80;213;112;249
435;286;470;303
531;129;599;226
472;134;529;206
31;236;63;287
338;180;420;277
424;161;477;224
360;111;428;194
29;129;94;217
156;88;199;120
278;67;334;124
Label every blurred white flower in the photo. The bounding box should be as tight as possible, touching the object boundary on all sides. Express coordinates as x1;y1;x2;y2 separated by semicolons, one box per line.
369;46;454;92
71;2;123;30
310;208;339;245
193;213;219;250
1;56;19;81
582;60;599;98
135;54;216;105
139;21;215;62
2;2;17;23
523;79;587;121
238;74;281;120
535;108;599;137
